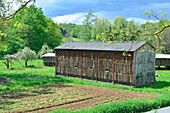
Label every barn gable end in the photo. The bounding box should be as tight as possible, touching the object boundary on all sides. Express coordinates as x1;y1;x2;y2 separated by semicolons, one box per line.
55;41;155;87
134;43;156;87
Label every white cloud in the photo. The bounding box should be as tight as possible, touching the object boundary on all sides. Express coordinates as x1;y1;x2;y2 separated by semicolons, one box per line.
127;17;158;24
52;13;159;25
52;13;86;24
148;3;170;9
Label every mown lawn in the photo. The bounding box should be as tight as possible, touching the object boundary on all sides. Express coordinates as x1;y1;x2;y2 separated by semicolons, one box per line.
0;60;170;113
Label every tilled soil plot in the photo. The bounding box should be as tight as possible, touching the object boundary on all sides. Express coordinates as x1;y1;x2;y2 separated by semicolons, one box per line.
0;84;157;113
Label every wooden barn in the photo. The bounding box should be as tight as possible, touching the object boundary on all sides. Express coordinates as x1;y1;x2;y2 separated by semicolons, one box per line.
42;53;55;66
55;41;156;87
156;54;170;69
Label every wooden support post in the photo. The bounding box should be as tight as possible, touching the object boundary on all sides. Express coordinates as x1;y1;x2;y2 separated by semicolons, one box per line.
63;52;66;75
112;54;115;84
55;51;58;76
96;52;98;82
67;51;69;77
131;54;134;86
87;55;90;78
80;52;83;79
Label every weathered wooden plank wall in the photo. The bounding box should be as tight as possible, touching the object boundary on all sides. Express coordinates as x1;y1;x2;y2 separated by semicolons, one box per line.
43;57;55;66
55;50;134;85
156;59;170;67
134;43;155;87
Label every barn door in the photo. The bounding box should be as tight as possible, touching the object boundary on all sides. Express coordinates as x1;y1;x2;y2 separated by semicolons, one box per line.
114;62;131;85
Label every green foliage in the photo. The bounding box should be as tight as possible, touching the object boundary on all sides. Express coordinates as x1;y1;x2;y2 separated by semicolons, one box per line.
72;95;170;113
59;23;77;38
51;109;70;113
58;10;169;54
78;10;96;41
71;25;82;38
13;5;63;52
38;43;53;58
94;18;111;41
161;27;170;53
144;10;170;53
0;5;63;57
110;16;141;41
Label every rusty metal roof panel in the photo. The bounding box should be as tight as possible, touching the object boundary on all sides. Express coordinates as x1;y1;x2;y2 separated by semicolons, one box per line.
54;41;148;52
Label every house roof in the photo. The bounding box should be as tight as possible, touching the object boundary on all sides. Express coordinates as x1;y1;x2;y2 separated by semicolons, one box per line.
55;41;152;52
42;53;55;57
156;54;170;59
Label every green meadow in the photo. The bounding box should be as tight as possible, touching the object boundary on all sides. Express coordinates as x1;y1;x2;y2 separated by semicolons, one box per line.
0;60;170;113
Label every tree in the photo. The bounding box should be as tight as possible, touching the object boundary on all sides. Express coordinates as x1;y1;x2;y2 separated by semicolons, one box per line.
0;0;35;58
59;23;76;38
162;28;170;54
38;44;53;58
110;16;141;41
94;18;111;41
3;54;16;68
145;10;170;36
16;47;36;67
79;10;96;41
0;0;35;21
71;25;82;38
140;22;156;40
144;10;170;53
0;5;63;59
45;18;63;48
12;5;63;52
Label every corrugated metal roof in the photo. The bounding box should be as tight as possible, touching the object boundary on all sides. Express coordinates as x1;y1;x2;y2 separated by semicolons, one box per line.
156;54;170;59
42;53;55;57
54;41;148;52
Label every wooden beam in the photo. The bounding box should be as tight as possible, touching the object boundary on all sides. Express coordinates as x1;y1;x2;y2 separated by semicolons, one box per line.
55;51;58;75
95;52;99;82
80;51;83;79
112;53;115;84
131;54;134;85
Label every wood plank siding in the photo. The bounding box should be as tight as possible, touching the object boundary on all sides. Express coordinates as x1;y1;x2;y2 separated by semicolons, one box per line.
55;41;155;87
55;50;134;85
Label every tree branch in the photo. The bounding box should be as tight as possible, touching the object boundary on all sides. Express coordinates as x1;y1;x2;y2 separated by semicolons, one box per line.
151;13;166;27
154;25;170;36
1;0;35;21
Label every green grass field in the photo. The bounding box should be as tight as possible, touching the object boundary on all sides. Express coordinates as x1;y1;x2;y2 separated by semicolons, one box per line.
0;60;170;113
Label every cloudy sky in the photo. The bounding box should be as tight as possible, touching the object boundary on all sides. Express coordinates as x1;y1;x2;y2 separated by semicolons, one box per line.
35;0;170;24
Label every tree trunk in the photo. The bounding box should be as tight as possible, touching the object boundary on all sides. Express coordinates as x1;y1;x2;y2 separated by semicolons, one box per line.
7;60;9;68
25;60;28;67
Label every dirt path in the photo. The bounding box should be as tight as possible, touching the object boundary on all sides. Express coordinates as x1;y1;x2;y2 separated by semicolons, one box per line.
0;84;157;113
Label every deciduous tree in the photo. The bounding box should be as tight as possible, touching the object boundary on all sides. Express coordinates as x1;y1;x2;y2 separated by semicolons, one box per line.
38;44;53;58
3;54;16;68
16;47;37;67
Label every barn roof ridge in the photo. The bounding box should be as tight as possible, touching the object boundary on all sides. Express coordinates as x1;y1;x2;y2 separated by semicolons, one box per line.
55;41;153;52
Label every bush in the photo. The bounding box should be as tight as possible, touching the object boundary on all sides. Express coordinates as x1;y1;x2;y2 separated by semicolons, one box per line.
72;94;170;113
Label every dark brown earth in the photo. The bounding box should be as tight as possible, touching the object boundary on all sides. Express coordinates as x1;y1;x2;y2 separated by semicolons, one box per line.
0;77;11;85
0;84;158;113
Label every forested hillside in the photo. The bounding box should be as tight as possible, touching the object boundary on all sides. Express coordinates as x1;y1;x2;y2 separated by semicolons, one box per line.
59;11;170;54
1;4;170;59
